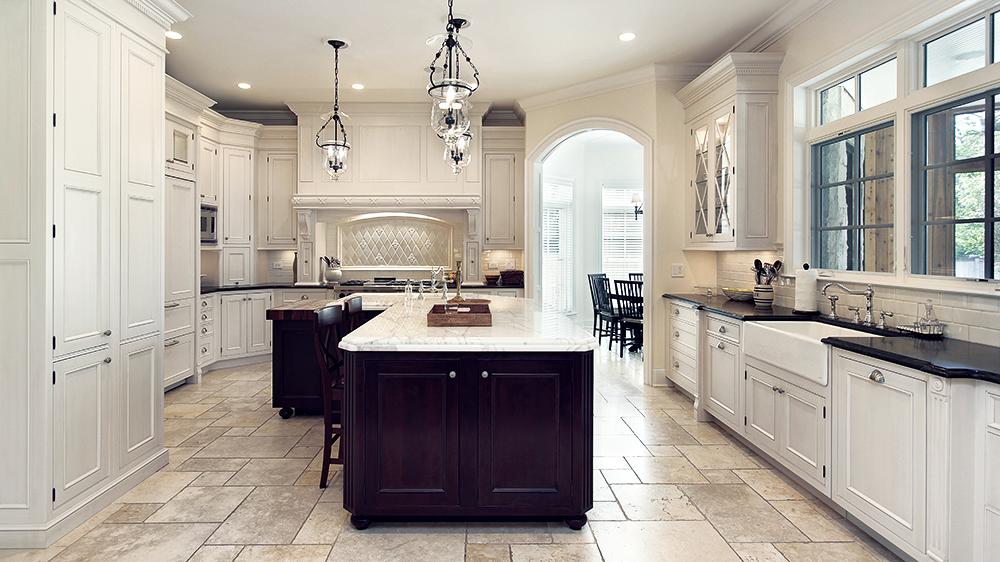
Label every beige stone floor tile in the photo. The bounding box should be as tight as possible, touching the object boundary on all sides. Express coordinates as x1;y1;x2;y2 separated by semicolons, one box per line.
317;472;344;503
731;543;790;562
196;409;229;420
206;486;322;545
625;456;709;484
297;426;326;448
187;545;244;562
626;395;684;410
117;471;200;503
645;445;682;457
286;445;321;459
194;436;301;458
468;521;551;544
164;403;215;418
593;470;615;502
638;409;670;417
735;469;809;501
593;417;637;435
511;544;603;562
197;396;228;406
770;501;856;542
677;444;761;470
592;401;643;418
664;407;699;425
210;411;276;428
164;389;215;405
330;522;466;562
178;426;230;448
295;470;323;486
701;469;744;484
146;486;253;523
292;501;350;544
590;521;741;562
465;544;510;562
587;501;626;521
774;541;897;562
161;447;201;471
683;423;732;445
601;468;640;484
209;397;272;412
192;471;234;486
51;523;217;562
233;545;330;562
210;380;269;398
221;370;272;381
224;427;256;437
810;498;844;519
593;433;650;457
164;418;214;447
104;503;161;523
0;547;65;562
623;417;700;446
611;484;703;521
547;521;595;544
253;417;320;437
227;458;311;486
681;484;807;543
593;456;629;470
178;458;250;472
52;502;123;547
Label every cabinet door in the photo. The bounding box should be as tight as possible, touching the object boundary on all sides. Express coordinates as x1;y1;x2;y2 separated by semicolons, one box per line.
199;139;220;204
246;292;271;354
220;294;247;357
222;146;252;244
477;358;575;508
705;334;740;429
119;32;163;341
120;336;160;466
165;177;197;301
361;358;462;507
264;152;297;247
222;246;251;286
835;355;926;550
53;0;112;358
53;350;111;507
688;104;736;246
164;331;195;388
779;382;827;487
744;364;779;453
483;153;516;246
165;119;195;180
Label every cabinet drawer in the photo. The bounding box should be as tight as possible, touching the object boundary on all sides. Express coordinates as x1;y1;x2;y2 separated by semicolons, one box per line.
164;332;196;389
706;315;740;343
278;289;328;304
669;302;698;324
198;336;214;362
164;298;195;340
669;350;698;393
198;321;214;339
199;306;214;324
669;325;698;354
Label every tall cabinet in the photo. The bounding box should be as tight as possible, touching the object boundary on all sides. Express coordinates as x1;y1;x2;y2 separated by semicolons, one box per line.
0;0;188;548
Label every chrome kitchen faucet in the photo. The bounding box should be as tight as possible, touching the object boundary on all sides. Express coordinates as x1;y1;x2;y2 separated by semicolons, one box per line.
821;283;875;325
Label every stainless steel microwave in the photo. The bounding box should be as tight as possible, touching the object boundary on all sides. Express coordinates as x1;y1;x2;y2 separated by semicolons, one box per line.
200;205;218;244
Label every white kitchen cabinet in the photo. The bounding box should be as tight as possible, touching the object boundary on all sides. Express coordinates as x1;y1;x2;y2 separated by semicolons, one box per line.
119;336;161;467
165;118;196;181
676;53;783;251
163;298;195;340
222;246;252;286
666;299;699;395
462;287;525;298
199;138;220;205
220;291;272;358
260;152;298;248
52;350;112;508
222;146;253;245
833;352;927;555
704;314;741;430
983;389;1000;562
482;142;524;249
197;296;217;368
163;331;196;389
165;176;197;301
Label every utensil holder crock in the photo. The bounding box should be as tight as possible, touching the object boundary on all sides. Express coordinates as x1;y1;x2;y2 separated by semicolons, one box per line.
753;284;774;307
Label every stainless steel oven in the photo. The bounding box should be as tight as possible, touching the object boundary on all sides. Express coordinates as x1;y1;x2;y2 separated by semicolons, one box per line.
200;205;218;244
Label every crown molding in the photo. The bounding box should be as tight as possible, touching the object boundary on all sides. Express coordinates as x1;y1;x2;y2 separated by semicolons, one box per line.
517;65;656;112
292;196;481;210
126;0;191;28
285;101;491;119
675;53;785;109
728;0;836;53
165;75;216;115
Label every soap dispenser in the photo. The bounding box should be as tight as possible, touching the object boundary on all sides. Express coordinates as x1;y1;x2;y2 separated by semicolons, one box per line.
919;300;939;332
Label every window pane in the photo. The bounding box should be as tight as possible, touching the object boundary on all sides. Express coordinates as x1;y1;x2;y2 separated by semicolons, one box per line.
995;223;1000;278
859;59;897;110
818;186;853;228
995;168;1000;217
956;169;985;219
859;226;894;272
860;125;894;176
923;223;985;277
925;18;986;86
954;103;986;159
820;77;855;124
924;166;986;220
818;138;854;184
818;229;853;270
860;179;894;226
994;94;1000;153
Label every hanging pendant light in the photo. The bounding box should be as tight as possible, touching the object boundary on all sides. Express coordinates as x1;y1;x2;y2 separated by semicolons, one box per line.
316;39;350;180
443;130;473;175
427;0;479;171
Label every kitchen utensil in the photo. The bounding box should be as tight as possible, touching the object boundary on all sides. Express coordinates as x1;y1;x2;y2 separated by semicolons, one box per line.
751;267;761;284
722;287;754;301
754;258;763;283
773;260;782;275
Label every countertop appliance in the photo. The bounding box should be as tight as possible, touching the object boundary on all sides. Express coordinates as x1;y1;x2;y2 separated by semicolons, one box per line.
200;204;217;244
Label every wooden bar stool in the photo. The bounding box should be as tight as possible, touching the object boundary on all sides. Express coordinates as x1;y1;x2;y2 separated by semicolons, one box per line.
313;304;348;488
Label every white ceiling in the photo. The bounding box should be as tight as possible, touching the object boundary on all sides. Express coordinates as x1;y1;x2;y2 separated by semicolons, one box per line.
165;0;796;113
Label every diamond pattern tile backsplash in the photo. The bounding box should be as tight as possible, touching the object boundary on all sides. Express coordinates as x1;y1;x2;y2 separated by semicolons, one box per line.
338;215;454;269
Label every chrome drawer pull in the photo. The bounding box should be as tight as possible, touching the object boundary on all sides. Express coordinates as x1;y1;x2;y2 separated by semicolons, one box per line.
165;302;180;309
165;339;181;348
301;295;309;299
673;361;679;369
718;326;726;334
717;342;725;350
869;370;885;383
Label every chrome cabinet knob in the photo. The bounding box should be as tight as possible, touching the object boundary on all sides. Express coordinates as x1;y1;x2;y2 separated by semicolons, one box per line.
718;326;726;334
301;295;309;299
481;371;489;379
673;361;679;368
103;330;112;336
869;370;885;383
717;342;725;350
448;371;456;379
673;308;680;315
202;327;208;334
674;331;680;338
103;357;112;364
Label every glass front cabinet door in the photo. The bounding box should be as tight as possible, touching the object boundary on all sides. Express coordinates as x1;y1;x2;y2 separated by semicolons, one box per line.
691;107;735;244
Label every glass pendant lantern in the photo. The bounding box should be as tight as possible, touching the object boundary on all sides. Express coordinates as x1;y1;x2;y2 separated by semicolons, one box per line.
443;130;473;174
427;0;479;174
316;40;350;180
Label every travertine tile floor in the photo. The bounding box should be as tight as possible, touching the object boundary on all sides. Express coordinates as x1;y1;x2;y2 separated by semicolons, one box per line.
1;348;903;562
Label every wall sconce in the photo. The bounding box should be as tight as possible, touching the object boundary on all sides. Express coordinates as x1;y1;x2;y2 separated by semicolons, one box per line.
631;193;643;220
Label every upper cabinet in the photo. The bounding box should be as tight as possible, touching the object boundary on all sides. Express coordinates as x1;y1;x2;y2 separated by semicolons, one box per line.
222;146;253;245
482;127;525;249
677;53;784;251
199;138;220;205
165;118;195;180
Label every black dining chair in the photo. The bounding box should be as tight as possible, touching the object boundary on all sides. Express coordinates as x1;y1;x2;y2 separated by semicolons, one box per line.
594;276;620;350
587;273;607;338
628;272;643;281
614;279;643;358
314;304;348;488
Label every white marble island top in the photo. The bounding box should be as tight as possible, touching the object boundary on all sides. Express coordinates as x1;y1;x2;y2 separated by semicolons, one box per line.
340;293;599;353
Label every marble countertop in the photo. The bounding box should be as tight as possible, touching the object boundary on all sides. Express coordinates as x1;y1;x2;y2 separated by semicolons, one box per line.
339;294;599;353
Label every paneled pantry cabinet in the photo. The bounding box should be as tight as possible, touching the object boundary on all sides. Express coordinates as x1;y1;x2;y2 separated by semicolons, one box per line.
0;0;188;548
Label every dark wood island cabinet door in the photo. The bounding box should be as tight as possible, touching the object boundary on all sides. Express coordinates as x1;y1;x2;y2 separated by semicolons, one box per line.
361;358;462;507
476;358;576;508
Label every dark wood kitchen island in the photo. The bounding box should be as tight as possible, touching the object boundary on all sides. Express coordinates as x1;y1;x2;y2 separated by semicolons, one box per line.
338;294;597;530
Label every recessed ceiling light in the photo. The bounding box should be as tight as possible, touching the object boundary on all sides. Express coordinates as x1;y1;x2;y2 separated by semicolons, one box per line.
237;82;251;89
619;32;636;42
352;84;365;90
165;30;182;40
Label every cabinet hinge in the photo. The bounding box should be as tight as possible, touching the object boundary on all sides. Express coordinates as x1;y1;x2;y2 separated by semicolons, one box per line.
266;196;269;202
52;225;56;238
53;113;56;127
53;336;56;350
823;465;826;478
53;2;56;15
744;416;747;426
823;406;826;419
53;371;56;385
52;488;56;502
744;370;747;380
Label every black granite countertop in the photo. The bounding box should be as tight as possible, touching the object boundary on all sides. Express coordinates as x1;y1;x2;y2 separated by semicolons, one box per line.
202;282;525;295
663;292;1000;385
201;283;300;294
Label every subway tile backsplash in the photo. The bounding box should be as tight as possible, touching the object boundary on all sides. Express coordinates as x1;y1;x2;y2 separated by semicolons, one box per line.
717;251;1000;346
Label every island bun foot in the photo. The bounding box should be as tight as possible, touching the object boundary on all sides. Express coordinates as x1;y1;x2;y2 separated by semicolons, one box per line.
564;515;587;530
278;407;294;419
350;515;372;530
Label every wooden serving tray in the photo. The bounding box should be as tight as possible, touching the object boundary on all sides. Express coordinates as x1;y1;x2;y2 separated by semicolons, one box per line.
427;303;492;327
